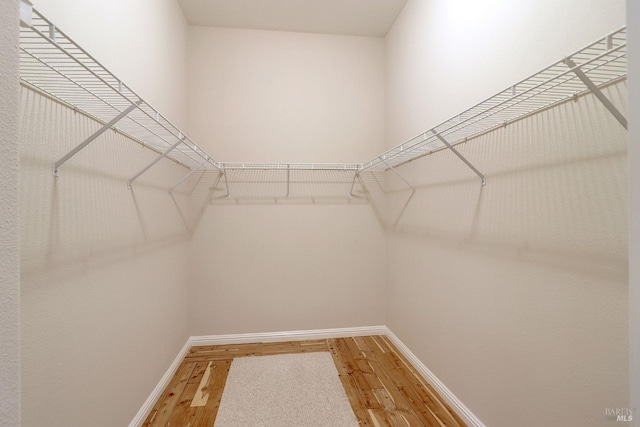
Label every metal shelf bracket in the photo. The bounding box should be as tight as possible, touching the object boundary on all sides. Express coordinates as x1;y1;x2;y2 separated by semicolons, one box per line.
564;57;627;129
286;164;291;199
432;131;486;186
168;157;209;194
348;170;360;198
223;170;231;198
53;101;141;176
382;160;416;197
127;137;183;189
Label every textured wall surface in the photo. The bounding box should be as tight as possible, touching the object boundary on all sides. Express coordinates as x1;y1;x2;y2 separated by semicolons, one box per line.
0;0;20;425
186;27;387;335
20;1;192;426
384;1;628;426
627;1;639;424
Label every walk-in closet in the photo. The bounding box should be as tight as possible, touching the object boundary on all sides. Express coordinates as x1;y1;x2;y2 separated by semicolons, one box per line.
1;0;638;426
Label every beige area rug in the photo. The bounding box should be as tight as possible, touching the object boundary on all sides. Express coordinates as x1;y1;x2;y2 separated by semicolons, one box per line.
214;352;359;427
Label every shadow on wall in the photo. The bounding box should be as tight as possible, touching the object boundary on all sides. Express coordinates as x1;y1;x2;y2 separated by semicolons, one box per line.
170;169;220;234
383;82;628;282
19;87;192;286
359;170;387;225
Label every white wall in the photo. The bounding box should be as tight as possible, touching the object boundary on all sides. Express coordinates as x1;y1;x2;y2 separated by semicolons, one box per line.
32;0;189;129
385;1;628;426
627;1;639;425
186;27;387;335
20;1;192;426
187;27;385;162
0;0;20;425
15;1;636;426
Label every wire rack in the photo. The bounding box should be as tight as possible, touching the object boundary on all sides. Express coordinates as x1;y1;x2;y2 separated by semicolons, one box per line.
220;163;361;171
19;2;627;194
19;7;220;177
18;6;363;188
362;27;627;172
209;168;366;201
215;163;362;200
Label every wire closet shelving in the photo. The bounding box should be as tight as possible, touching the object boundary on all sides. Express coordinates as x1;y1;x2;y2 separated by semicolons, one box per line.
18;0;628;196
362;26;627;187
18;3;221;189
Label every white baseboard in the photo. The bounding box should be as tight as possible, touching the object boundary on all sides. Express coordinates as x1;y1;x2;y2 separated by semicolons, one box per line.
189;325;387;346
384;327;486;427
129;325;484;427
127;339;191;427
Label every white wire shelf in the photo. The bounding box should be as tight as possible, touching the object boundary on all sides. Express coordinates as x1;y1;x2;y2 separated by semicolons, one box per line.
19;0;627;195
362;27;627;174
210;164;363;199
220;162;362;171
207;168;367;201
19;6;220;182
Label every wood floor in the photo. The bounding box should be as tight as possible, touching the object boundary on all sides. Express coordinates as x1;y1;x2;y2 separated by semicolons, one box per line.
143;336;466;427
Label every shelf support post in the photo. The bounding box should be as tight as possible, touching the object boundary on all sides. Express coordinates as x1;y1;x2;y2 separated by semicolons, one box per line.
286;164;291;199
432;131;486;186
127;137;183;188
564;57;628;130
348;170;359;198
223;170;231;198
382;160;416;197
168;158;209;194
54;101;141;176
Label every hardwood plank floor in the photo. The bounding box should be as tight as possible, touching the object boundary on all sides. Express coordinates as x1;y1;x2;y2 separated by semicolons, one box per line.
142;336;466;427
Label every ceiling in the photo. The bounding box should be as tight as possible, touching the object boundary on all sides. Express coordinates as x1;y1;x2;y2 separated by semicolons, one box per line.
176;0;408;37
